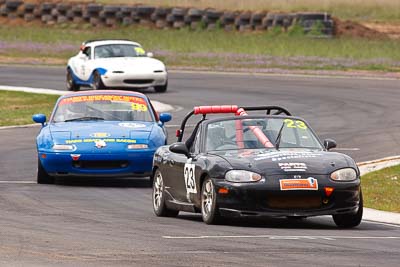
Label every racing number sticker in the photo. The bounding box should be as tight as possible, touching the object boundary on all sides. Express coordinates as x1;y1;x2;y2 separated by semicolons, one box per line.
134;47;146;55
284;119;307;130
184;161;197;194
131;102;148;112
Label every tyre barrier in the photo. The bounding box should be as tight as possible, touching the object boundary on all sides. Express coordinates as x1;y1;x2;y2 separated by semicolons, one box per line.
0;0;335;36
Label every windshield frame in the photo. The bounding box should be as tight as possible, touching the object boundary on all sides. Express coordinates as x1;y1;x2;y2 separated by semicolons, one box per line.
199;115;324;153
50;93;156;123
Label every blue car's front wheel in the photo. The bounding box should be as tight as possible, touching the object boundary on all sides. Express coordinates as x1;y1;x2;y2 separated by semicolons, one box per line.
37;158;54;184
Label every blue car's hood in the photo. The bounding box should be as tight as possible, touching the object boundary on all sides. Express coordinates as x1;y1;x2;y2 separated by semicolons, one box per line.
49;121;154;142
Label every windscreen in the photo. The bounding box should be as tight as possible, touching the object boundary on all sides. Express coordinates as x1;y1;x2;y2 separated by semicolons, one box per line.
206;117;323;151
52;94;154;123
94;44;146;59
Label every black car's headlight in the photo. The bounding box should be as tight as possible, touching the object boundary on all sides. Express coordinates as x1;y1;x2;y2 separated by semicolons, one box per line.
330;168;357;181
225;170;262;183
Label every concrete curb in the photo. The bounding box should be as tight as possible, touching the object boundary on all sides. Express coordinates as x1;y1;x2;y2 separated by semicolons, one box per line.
0;85;174;113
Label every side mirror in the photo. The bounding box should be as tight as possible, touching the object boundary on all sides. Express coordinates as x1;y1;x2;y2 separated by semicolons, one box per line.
159;113;172;124
32;114;46;126
324;139;337;150
146;52;154;58
169;142;189;157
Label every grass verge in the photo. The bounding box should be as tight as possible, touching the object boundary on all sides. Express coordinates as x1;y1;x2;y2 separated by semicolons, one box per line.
362;165;400;212
0;90;59;126
0;24;400;72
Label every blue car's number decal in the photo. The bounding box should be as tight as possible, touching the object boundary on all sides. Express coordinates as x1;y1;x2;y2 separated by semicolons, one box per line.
184;159;197;194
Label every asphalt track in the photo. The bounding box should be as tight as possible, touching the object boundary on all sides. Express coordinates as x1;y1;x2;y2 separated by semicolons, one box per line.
0;65;399;266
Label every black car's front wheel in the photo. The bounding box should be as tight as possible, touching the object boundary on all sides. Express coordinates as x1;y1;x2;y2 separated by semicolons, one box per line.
201;177;221;224
332;191;363;228
37;159;54;184
152;169;179;217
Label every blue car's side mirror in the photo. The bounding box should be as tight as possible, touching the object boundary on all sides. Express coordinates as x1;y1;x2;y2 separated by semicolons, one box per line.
159;113;172;124
32;114;47;126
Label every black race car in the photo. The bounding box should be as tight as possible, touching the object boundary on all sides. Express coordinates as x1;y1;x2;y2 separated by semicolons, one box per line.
151;105;362;228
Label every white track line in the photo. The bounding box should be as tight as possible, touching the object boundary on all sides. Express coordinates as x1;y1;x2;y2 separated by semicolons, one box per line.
0;181;36;184
0;85;174;112
163;235;400;240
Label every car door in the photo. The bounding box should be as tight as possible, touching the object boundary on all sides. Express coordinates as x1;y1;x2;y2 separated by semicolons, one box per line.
167;127;202;203
78;46;92;81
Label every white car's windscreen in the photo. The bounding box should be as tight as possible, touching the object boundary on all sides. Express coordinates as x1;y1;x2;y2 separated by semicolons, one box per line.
94;44;146;59
205;118;323;151
52;94;154;122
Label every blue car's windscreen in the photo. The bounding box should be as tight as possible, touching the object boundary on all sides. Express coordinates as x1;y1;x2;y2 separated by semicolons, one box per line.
206;118;323;151
52;94;154;123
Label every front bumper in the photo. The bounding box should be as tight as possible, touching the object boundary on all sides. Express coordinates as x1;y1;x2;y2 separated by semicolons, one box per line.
102;72;167;88
39;150;155;177
213;176;361;218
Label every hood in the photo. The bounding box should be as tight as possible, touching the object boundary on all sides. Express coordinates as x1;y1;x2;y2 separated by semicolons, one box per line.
49;121;154;143
209;149;353;176
96;57;165;73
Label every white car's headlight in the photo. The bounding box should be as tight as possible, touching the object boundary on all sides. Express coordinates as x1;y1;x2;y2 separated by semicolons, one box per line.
128;144;148;149
52;144;75;150
330;168;357;181
225;170;262;183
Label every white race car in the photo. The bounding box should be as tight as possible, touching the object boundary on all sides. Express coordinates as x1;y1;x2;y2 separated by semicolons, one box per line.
66;39;168;92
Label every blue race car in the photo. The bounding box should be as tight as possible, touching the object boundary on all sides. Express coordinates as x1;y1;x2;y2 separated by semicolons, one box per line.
32;90;172;184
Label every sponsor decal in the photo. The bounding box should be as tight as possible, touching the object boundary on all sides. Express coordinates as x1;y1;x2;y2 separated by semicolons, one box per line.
95;140;107;149
65;138;137;144
280;177;318;190
254;151;322;162
90;132;111;138
59;95;147;105
118;122;146;128
278;162;307;172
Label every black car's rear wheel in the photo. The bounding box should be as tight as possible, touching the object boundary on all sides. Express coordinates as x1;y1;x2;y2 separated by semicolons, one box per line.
332;191;363;228
152;169;179;217
37;159;54;184
201;177;221;224
66;69;80;91
92;71;106;90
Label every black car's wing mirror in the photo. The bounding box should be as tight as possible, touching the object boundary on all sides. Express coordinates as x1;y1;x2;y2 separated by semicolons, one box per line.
324;139;337;150
169;142;189;157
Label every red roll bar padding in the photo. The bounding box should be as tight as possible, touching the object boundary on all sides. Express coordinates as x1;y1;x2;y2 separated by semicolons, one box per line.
193;105;239;115
235;108;274;148
235;120;245;148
